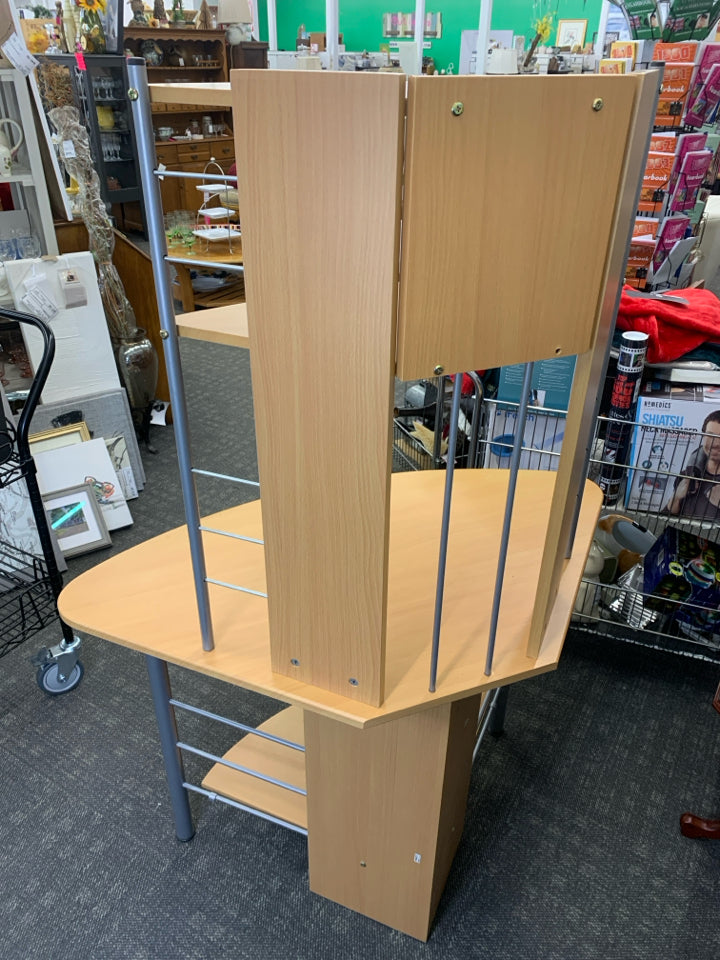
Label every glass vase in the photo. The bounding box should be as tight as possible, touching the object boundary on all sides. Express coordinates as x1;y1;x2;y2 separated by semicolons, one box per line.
115;328;158;414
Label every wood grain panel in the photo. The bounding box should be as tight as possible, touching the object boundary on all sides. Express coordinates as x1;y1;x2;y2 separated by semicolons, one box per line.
58;470;602;728
527;70;661;656
305;694;480;941
176;304;249;348
232;71;405;706
397;74;644;379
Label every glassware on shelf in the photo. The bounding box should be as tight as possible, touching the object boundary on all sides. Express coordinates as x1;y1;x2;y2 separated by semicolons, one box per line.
16;236;42;259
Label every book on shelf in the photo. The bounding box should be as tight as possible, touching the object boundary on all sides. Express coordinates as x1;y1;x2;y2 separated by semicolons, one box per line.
667;149;713;211
622;2;662;40
610;39;641;61
649;131;678;152
652;39;700;61
686;61;720;125
685;41;720;114
626;238;656;288
654;61;696;126
650;213;691;274
600;57;631;73
633;216;660;238
662;0;716;41
668;131;708;195
638;151;676;210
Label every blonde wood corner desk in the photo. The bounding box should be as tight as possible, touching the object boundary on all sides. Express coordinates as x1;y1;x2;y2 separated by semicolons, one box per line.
59;65;661;941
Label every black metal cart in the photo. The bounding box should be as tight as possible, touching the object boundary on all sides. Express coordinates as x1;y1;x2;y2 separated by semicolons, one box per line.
0;308;83;694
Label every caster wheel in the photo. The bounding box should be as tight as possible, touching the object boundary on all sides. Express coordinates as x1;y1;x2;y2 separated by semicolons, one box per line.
36;660;84;696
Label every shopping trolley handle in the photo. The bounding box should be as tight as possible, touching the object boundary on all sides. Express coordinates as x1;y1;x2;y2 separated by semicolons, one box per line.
0;308;55;463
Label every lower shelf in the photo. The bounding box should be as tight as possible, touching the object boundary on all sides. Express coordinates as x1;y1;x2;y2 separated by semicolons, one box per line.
201;705;307;829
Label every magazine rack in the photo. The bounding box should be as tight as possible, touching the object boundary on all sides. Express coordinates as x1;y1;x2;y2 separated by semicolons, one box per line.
59;68;660;940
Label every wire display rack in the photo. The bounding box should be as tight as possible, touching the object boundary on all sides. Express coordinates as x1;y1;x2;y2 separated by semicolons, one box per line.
392;384;720;663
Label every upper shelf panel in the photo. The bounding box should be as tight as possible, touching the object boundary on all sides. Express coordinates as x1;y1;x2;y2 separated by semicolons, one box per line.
396;73;648;380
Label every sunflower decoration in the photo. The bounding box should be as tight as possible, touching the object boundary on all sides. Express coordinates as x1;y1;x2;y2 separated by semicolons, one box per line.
533;12;554;44
76;0;107;52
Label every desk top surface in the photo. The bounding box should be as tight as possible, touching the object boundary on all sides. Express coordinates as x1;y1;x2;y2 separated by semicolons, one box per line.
59;470;601;728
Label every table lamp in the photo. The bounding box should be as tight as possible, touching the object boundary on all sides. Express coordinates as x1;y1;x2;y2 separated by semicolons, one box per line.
217;0;252;43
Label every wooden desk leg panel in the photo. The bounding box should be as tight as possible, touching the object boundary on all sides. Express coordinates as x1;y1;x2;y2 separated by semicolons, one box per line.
304;694;481;941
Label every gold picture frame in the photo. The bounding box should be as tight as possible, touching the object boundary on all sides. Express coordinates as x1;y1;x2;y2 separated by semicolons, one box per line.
29;421;92;456
555;19;588;50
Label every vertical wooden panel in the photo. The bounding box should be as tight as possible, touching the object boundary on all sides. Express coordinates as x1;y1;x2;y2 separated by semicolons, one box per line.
397;74;644;380
527;70;662;657
305;695;481;941
232;71;405;705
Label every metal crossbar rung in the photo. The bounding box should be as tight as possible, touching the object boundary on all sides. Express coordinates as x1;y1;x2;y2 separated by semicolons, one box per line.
199;526;264;546
205;577;268;598
166;256;244;274
169;698;305;752
183;782;308;836
177;742;306;795
155;169;237;183
192;468;260;487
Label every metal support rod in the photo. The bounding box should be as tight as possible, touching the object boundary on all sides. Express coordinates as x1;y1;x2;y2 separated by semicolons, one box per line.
475;0;493;75
177;742;307;795
165;257;244;275
472;688;502;762
128;59;215;652
199;526;264;545
326;0;339;70
485;362;535;677
184;783;307;836
192;468;259;487
146;657;194;841
169;699;305;751
206;577;268;598
488;685;509;736
267;0;278;52
429;373;464;693
155;169;236;182
414;0;426;75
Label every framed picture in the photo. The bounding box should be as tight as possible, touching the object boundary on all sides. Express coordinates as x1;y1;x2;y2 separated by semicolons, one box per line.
556;19;588;49
42;483;112;558
29;422;92;456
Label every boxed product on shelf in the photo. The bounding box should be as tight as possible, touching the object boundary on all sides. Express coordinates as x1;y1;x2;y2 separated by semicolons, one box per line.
625;384;718;514
483;405;565;471
643;523;720;645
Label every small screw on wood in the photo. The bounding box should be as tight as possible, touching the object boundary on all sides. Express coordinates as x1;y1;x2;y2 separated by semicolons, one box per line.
451;101;464;116
290;658;300;666
348;677;359;686
592;98;603;112
434;365;445;375
128;88;139;101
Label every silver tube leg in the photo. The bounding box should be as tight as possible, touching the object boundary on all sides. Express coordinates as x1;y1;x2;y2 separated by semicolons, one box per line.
485;363;535;676
146;656;194;842
127;59;214;651
487;685;509;735
429;373;464;692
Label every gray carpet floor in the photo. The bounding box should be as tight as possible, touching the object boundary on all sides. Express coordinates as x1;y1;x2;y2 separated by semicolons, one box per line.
2;338;720;959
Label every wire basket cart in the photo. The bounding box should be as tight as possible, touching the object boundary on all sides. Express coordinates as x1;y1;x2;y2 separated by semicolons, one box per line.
480;398;720;664
0;308;84;694
393;373;484;472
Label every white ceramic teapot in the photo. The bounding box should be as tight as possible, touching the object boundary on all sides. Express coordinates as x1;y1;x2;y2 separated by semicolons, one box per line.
0;119;24;180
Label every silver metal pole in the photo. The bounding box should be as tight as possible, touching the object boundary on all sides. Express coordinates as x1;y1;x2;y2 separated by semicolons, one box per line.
485;362;534;676
429;372;463;693
127;59;215;652
267;0;278;52
326;0;339;70
414;0;426;75
475;0;493;74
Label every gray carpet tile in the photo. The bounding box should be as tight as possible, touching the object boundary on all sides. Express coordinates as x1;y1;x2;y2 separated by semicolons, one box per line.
2;338;720;959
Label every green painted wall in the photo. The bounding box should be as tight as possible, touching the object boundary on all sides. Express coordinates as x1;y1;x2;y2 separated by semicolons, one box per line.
259;0;603;71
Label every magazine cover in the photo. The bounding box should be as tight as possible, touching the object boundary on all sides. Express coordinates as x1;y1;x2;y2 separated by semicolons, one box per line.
626;239;656;288
600;57;629;72
668;131;707;196
623;0;663;39
662;0;715;41
685;41;720;114
652;40;700;60
653;61;697;125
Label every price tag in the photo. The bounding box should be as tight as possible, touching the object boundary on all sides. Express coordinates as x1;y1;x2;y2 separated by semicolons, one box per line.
75;50;87;71
157;161;166;181
20;286;59;323
1;32;39;75
62;140;76;159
